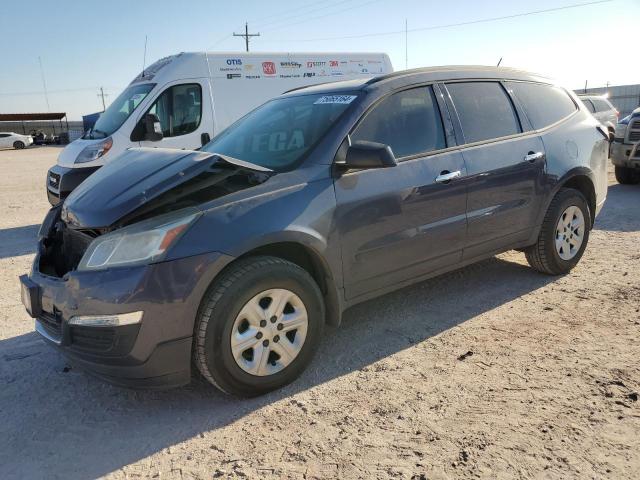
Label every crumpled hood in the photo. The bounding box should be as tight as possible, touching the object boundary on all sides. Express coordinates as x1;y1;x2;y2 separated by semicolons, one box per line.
62;147;273;229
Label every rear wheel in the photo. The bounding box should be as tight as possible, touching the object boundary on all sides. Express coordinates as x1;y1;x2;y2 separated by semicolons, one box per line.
193;256;324;397
13;141;25;149
615;166;640;185
525;188;591;275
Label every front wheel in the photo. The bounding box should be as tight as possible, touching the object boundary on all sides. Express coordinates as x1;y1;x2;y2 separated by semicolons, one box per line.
193;256;325;397
615;166;640;185
13;141;25;149
525;188;591;275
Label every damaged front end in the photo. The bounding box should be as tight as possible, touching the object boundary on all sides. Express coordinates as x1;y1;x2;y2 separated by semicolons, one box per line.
37;148;274;278
37;206;99;277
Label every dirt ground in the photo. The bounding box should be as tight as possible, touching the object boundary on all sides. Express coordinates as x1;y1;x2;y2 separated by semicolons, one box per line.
0;146;638;480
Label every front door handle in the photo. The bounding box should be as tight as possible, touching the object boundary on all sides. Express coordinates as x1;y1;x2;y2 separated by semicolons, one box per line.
435;170;461;184
524;151;545;162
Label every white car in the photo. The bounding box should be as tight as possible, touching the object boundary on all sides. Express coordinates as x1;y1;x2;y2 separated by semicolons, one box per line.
0;132;34;149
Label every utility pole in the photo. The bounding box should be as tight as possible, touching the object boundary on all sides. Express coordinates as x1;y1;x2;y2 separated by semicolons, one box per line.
38;56;50;112
405;19;408;70
584;80;588;94
97;87;109;111
233;23;260;52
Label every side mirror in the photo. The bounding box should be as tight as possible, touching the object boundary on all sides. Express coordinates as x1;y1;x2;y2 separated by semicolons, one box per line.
343;140;397;169
144;114;163;142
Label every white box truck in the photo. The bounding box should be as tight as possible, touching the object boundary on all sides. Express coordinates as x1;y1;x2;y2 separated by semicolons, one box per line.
46;51;393;205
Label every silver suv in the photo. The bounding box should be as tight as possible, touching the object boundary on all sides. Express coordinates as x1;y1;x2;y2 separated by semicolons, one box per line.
611;107;640;184
578;94;618;138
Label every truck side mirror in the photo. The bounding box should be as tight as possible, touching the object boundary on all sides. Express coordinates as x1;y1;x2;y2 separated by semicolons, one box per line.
144;114;163;142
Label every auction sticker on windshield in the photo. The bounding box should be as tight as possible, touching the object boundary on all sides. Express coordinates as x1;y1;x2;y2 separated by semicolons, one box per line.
313;95;357;105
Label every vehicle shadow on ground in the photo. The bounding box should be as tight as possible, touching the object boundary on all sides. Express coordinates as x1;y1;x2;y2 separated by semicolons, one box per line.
595;183;640;232
0;224;39;259
0;255;556;479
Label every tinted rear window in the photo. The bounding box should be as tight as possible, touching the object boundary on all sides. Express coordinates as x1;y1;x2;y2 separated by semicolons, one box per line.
351;86;446;158
581;99;596;113
446;82;521;144
591;98;612;112
507;82;577;129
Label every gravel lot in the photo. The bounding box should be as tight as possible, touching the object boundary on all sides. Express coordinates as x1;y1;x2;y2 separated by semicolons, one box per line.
0;146;638;479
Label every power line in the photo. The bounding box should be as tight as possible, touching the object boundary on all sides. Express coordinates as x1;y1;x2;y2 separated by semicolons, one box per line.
249;0;350;23
206;0;349;50
0;86;124;96
261;0;385;33
206;0;366;49
262;0;613;42
255;0;360;31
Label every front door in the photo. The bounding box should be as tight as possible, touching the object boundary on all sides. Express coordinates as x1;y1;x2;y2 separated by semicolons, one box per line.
334;85;468;300
138;80;213;150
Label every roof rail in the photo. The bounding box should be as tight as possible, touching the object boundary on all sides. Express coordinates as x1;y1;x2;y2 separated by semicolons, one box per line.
282;81;337;95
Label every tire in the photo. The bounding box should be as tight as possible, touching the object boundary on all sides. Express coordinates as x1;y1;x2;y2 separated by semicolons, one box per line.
615;166;640;185
13;141;25;150
193;256;325;397
525;188;591;275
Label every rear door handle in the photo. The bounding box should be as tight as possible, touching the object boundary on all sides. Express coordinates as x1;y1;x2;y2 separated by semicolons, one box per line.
524;151;545;162
435;170;461;183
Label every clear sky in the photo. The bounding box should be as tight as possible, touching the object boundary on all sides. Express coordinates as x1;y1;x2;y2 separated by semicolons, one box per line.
1;0;638;119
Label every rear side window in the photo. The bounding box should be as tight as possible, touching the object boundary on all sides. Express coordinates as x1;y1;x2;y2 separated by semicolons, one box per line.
591;98;612;112
147;83;202;137
581;99;596;113
351;86;446;158
0;134;10;138
507;82;577;129
446;82;521;144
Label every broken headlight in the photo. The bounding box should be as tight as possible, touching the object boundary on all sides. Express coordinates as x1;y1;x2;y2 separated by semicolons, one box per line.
77;209;200;271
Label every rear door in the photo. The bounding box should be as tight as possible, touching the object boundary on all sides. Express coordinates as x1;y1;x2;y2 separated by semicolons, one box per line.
442;81;546;258
334;85;468;300
0;134;10;148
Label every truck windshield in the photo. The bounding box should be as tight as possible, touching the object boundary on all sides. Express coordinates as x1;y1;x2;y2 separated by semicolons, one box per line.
83;83;155;139
202;93;359;171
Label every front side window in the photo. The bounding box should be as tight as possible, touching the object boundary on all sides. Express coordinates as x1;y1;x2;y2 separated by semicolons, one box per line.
507;81;577;130
202;93;355;171
84;83;155;139
147;83;202;137
447;82;521;144
351;86;446;158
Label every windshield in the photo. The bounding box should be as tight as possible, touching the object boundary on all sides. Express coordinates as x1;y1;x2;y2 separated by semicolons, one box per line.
202;93;359;171
84;83;155;139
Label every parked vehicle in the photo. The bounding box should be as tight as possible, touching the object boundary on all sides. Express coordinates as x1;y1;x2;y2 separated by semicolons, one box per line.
577;94;618;138
0;132;33;149
21;66;608;396
46;52;393;205
610;107;640;184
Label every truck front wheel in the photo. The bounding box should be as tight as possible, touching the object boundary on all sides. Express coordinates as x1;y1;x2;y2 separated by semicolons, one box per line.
615;166;640;185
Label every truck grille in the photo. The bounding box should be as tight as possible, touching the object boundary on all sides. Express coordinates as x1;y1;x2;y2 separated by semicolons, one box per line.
629;121;640;142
